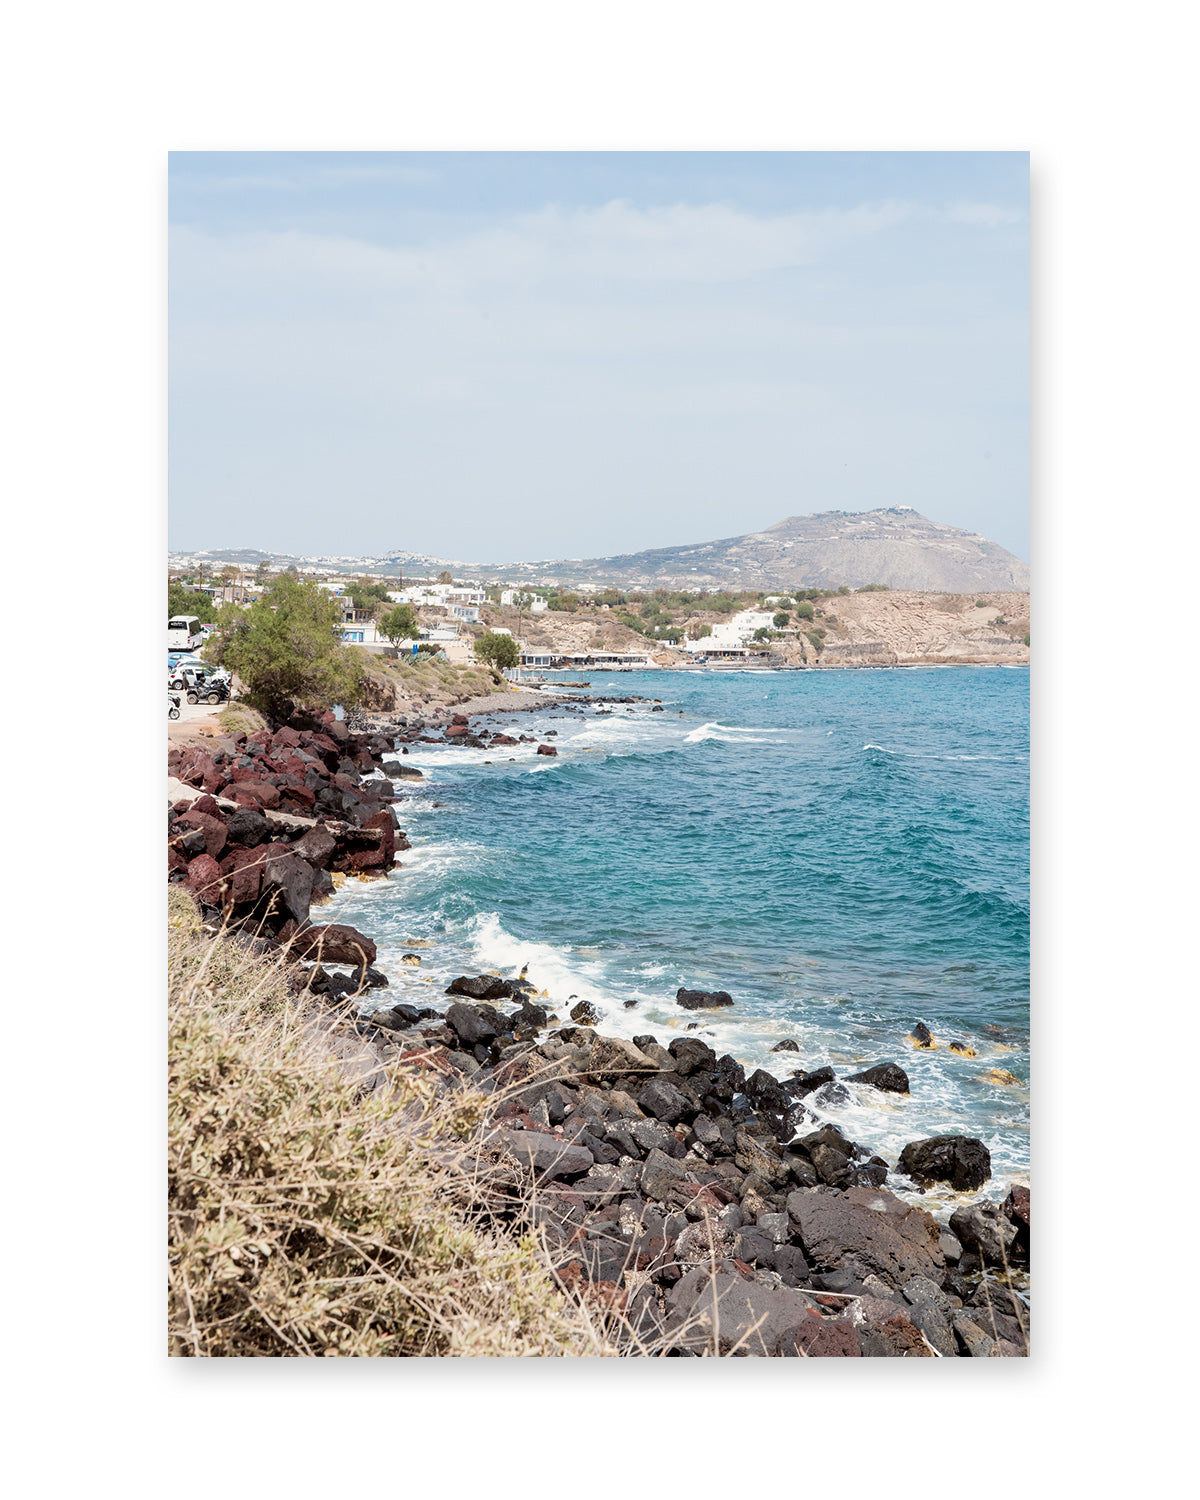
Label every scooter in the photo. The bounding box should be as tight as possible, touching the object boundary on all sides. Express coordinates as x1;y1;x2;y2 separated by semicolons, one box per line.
168;693;181;720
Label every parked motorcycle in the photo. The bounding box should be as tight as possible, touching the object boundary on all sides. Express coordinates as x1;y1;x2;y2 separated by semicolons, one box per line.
168;693;181;720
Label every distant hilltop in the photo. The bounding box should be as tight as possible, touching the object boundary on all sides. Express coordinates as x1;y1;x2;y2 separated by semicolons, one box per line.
169;507;1029;593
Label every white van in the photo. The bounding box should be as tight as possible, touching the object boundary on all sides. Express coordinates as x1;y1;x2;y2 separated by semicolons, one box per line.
168;615;205;651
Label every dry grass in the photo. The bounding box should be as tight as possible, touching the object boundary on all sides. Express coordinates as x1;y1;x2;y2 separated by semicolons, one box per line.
348;647;501;710
168;889;628;1357
217;702;268;736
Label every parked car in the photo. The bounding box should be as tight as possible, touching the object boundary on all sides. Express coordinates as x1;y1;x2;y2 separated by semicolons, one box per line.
169;661;229;691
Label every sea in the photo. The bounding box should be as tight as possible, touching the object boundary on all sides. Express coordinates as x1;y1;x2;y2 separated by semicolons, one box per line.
322;666;1030;1213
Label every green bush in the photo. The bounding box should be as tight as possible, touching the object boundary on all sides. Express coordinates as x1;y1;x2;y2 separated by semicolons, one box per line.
169;582;220;624
806;628;826;651
216;575;364;719
379;604;421;647
475;631;519;670
795;601;815;621
772;612;790;628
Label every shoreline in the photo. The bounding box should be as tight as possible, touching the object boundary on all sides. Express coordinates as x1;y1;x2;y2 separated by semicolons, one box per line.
167;694;1030;1357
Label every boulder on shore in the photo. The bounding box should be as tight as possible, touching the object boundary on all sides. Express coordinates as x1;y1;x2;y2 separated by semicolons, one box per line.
288;924;377;968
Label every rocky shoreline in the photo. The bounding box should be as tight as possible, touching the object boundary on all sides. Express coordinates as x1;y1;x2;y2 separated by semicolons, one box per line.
167;697;1029;1358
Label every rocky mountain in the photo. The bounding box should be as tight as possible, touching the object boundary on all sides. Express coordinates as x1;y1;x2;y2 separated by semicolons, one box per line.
528;508;1029;592
169;508;1028;594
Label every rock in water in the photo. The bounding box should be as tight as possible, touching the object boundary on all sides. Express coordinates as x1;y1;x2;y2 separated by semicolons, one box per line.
898;1135;991;1192
846;1062;911;1095
675;987;735;1010
909;1021;935;1049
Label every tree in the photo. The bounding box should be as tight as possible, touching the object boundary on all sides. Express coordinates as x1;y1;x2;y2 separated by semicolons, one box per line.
220;565;241;586
437;571;454;585
474;631;519;670
350;579;392;611
217;576;363;718
254;562;272;585
772;612;791;628
168;582;219;623
795;600;815;621
379;604;420;648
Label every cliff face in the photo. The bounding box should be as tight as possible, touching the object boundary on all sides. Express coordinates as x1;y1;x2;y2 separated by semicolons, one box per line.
774;590;1030;668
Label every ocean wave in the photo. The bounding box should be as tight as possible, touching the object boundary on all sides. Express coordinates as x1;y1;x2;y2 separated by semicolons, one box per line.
684;721;772;745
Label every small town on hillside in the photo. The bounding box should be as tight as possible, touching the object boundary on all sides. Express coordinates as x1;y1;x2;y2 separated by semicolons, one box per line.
168;550;1031;698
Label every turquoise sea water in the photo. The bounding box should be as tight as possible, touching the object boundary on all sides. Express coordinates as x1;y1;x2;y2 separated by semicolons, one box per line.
324;666;1030;1210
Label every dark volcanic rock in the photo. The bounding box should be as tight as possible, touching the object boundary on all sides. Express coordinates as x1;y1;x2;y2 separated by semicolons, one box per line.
289;924;377;968
637;1077;692;1124
787;1065;837;1098
291;824;337;869
846;1062;911;1095
898;1135;991;1192
491;1129;592;1180
675;987;735;1010
668;1038;717;1076
445;974;518;1001
949;1199;1018;1266
787;1185;945;1289
262;851;314;925
910;1021;934;1048
445;1002;501;1046
770;1039;801;1053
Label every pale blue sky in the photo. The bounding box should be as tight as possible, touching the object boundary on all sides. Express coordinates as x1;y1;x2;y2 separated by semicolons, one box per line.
169;152;1028;562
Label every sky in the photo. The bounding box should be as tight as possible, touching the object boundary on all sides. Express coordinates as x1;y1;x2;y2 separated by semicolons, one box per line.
169;151;1029;563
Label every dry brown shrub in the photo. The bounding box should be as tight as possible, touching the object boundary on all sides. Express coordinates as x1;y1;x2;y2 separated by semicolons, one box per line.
168;890;632;1357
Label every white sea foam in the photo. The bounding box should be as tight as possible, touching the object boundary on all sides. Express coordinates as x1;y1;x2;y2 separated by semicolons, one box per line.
683;721;772;745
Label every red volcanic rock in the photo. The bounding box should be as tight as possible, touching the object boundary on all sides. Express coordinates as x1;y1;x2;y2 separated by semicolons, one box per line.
218;846;264;904
536;744;558;756
229;787;266;809
289;924;377;967
175;810;228;860
192;794;222;816
233;780;281;810
348;809;395;872
280;784;317;810
168;844;188;876
444;725;468;738
185;853;223;901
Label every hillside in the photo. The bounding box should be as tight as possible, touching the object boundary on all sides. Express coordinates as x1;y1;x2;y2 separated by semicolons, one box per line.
168;507;1029;595
766;590;1030;668
470;589;1028;669
517;509;1029;593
